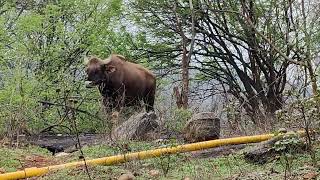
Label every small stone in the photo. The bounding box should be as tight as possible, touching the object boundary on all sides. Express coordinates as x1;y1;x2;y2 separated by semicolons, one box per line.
183;176;191;180
55;152;70;157
142;163;152;167
154;138;164;143
277;128;287;133
0;168;6;174
303;172;318;180
149;169;160;177
118;173;135;180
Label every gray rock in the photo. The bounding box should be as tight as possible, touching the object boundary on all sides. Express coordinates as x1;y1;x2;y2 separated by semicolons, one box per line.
183;112;220;143
111;112;159;141
118;173;135;180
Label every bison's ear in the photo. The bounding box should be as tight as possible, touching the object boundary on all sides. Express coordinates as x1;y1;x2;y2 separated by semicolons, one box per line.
107;65;117;73
101;64;117;73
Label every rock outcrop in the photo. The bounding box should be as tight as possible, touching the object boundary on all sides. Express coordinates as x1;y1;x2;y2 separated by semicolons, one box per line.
183;112;220;143
111;112;159;141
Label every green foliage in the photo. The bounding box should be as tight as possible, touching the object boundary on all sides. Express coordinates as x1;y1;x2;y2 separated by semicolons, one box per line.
0;0;134;136
273;133;304;178
166;108;192;132
273;134;300;152
275;96;320;132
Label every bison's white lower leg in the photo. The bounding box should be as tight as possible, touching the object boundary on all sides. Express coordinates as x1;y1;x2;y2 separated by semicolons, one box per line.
111;111;120;126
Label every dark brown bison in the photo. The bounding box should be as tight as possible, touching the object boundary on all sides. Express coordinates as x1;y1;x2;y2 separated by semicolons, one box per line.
84;54;156;113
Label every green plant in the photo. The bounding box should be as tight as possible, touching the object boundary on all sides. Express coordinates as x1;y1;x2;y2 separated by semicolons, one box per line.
276;96;320;167
273;133;302;179
166;108;192;132
0;0;133;137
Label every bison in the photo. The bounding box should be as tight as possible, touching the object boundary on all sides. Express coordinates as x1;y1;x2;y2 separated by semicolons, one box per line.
84;54;156;115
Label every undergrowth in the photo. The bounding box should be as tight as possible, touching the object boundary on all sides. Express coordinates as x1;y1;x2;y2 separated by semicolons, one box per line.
0;140;319;180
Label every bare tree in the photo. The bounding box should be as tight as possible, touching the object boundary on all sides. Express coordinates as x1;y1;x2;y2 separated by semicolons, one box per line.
130;0;320;122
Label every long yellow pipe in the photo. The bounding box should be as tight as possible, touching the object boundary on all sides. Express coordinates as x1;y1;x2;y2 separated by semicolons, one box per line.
0;130;306;180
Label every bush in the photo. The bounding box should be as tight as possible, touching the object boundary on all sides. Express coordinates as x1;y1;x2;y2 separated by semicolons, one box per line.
166;108;192;133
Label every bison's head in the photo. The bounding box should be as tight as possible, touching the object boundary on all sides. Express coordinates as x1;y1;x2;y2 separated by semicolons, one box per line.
84;56;116;88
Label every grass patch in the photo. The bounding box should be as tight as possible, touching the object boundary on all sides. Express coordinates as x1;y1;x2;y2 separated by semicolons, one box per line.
0;145;50;172
0;141;319;179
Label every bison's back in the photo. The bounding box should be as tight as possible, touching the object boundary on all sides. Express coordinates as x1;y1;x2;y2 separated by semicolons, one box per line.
120;61;155;97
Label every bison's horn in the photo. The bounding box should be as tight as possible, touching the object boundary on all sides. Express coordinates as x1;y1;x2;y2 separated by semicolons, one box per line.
83;55;89;65
104;56;112;64
85;81;95;88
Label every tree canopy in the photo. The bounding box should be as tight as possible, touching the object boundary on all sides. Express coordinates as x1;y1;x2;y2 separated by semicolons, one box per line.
0;0;319;135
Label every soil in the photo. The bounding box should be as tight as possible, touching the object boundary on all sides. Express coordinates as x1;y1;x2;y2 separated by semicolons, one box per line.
189;144;247;158
25;133;109;155
20;131;249;161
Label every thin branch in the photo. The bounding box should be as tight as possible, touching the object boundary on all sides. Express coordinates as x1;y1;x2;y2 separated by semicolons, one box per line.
38;100;103;121
206;4;306;66
187;0;196;63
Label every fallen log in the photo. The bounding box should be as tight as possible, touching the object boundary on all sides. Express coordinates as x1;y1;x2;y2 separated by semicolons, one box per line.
243;131;309;164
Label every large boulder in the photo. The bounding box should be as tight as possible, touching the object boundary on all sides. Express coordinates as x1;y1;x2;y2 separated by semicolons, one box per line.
183;112;220;143
111;112;159;141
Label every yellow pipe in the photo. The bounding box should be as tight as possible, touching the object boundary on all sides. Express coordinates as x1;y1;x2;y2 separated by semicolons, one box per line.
0;130;306;180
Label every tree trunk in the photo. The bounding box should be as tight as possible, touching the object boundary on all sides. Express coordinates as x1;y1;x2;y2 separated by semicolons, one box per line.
181;44;189;109
173;86;183;108
301;0;318;96
173;0;195;109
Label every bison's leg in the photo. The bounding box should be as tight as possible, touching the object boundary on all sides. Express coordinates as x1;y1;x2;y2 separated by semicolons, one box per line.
111;111;120;125
109;98;121;127
110;87;126;126
101;96;117;130
102;96;113;113
144;90;155;112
